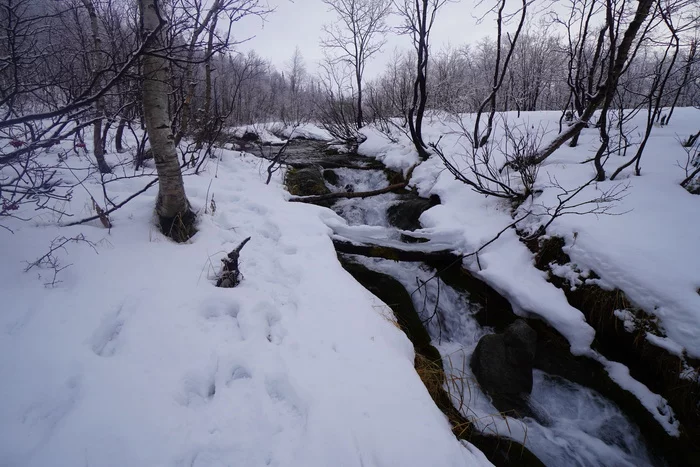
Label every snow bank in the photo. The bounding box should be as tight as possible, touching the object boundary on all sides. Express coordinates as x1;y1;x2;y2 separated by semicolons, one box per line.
0;143;489;466
230;122;332;143
359;126;420;174
358;109;700;360
354;109;698;434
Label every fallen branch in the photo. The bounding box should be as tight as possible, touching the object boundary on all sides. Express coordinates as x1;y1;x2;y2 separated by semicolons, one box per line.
289;182;408;204
290;163;418;204
63;178;158;227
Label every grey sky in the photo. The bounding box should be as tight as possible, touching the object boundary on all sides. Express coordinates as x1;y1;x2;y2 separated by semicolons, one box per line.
233;0;521;78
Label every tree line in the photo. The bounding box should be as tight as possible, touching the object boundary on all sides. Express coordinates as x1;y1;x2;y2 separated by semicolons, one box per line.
1;0;699;240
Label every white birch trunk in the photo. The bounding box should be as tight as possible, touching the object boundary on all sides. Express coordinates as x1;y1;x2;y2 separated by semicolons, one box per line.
139;0;195;241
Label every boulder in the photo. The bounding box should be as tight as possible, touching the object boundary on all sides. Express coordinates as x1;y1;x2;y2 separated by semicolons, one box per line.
471;319;537;399
387;194;441;231
285;166;331;197
323;169;339;186
241;131;259;142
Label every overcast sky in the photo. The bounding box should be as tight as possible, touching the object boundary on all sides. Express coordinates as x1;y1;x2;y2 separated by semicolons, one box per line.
232;0;532;78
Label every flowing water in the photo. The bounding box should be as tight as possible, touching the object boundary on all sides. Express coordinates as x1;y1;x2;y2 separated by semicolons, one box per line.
326;167;397;227
324;164;662;467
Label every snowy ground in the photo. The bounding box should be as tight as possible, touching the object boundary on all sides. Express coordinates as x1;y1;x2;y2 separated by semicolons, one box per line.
354;108;700;435
0;130;491;466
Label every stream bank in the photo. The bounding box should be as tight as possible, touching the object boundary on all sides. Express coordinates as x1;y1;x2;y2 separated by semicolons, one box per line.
277;140;686;467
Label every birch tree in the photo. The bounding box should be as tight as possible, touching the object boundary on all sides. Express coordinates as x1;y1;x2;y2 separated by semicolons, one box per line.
139;0;195;242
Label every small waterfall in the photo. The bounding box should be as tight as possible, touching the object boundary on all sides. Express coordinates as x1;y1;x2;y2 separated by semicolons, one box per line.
333;199;660;467
327;168;399;227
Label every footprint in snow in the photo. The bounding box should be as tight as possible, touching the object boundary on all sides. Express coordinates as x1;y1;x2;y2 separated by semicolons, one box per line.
175;365;217;407
244;201;269;216
282;244;297;255
265;375;306;418
90;305;125;357
258;219;281;242
227;365;252;385
237;301;285;344
20;374;82;449
200;301;240;320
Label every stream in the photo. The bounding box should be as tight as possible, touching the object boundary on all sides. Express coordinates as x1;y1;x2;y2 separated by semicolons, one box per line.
237;136;671;466
319;160;663;467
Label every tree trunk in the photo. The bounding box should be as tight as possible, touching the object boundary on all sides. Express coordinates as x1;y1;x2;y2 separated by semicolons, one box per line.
139;0;196;242
81;0;111;174
356;69;364;129
196;14;218;150
667;40;696;125
115;117;127;153
407;0;430;161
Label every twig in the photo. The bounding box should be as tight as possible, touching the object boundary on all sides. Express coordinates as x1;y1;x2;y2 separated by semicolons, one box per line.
63;178;158;227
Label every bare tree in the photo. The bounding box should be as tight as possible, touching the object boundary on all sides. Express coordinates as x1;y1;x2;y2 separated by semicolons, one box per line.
321;0;392;129
472;0;529;148
525;0;658;174
666;38;697;124
394;0;449;160
0;0;149;228
172;0;270;147
283;46;309;125
317;57;362;143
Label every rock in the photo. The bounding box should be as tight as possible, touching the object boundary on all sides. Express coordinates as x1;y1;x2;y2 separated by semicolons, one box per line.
471;319;537;399
504;319;538;364
387;194;441;231
323;169;339;186
241;131;259;142
285;166;331;196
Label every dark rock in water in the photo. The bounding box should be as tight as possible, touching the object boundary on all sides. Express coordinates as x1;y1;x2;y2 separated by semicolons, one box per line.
387;194;441;231
323;169;339;186
471;319;537;411
504;319;538;366
344;184;354;193
285;166;331;197
241;131;259;142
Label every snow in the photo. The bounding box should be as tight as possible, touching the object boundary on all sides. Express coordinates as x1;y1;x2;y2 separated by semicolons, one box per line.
230;122;332;144
594;356;680;436
353;108;700;435
0;138;490;466
359;127;420;174
4;105;697;464
279;122;333;141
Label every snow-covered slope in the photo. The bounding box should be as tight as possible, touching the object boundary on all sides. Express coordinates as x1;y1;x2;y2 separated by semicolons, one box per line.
354;109;700;437
0;145;490;466
360;108;700;361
